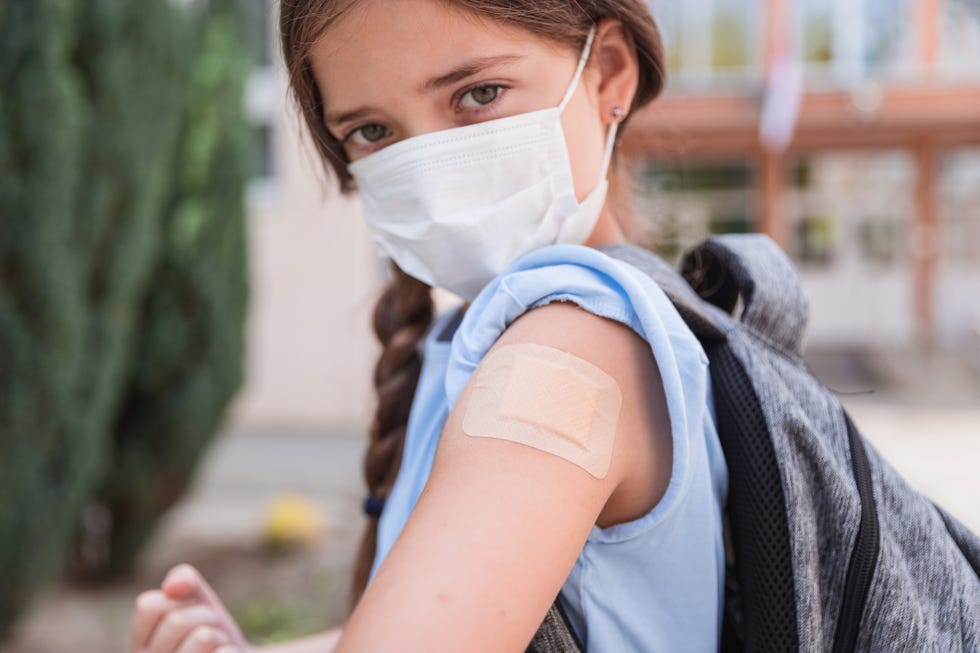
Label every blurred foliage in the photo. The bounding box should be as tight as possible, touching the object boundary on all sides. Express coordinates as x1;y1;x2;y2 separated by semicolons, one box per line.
71;0;253;583
233;597;322;645
0;0;250;636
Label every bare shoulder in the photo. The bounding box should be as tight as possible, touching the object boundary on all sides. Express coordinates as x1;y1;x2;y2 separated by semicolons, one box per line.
493;300;653;378
468;299;674;529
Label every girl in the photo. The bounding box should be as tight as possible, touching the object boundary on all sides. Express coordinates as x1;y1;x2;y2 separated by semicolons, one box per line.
130;1;728;651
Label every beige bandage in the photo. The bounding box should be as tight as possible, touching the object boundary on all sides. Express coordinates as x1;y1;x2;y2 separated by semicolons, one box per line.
461;343;622;479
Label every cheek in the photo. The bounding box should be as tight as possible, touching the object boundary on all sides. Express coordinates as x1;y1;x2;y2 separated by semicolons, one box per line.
559;91;607;202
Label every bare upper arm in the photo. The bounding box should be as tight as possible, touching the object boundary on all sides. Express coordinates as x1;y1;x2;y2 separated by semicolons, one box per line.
335;301;672;653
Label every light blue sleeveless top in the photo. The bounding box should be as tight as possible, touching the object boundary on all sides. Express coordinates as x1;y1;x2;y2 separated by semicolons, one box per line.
367;244;729;652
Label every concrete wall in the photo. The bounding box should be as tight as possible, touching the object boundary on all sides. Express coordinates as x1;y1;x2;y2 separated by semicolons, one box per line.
228;66;384;433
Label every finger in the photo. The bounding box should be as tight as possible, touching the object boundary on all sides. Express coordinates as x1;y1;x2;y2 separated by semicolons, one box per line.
131;589;194;651
161;564;202;602
147;603;223;653
161;564;244;641
173;625;231;653
162;564;228;617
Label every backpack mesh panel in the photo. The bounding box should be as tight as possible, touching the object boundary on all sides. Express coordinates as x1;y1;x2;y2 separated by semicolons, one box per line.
708;342;799;652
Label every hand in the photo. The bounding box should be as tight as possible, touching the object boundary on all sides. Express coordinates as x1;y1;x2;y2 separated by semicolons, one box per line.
131;562;252;653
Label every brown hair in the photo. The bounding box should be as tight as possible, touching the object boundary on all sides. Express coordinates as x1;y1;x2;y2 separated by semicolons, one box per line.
278;0;666;611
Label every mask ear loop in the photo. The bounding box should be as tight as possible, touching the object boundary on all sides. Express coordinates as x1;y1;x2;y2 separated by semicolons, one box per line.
558;25;617;179
558;25;598;112
598;120;619;179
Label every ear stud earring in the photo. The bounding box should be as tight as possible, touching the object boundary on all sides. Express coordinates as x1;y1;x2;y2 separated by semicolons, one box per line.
611;106;625;120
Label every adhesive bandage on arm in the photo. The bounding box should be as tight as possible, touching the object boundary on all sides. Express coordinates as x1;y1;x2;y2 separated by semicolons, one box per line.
461;343;623;479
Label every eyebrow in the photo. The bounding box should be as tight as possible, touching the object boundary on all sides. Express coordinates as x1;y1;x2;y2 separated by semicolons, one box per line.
324;53;524;130
417;53;524;93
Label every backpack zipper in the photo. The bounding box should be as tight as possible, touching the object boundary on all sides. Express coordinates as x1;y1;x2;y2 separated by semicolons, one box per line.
831;411;880;653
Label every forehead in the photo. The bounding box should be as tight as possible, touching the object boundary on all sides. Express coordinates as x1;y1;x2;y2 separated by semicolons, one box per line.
310;0;567;108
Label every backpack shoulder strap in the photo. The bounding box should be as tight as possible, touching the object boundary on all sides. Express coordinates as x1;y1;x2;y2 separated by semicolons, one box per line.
597;242;727;341
679;233;809;355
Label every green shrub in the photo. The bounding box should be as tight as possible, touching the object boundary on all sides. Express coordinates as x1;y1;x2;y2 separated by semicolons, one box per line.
73;1;252;580
1;0;82;631
0;0;250;635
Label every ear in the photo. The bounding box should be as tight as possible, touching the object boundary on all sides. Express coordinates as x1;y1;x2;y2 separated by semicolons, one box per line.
592;18;640;125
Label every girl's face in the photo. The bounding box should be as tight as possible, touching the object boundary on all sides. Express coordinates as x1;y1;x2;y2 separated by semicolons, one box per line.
310;0;618;204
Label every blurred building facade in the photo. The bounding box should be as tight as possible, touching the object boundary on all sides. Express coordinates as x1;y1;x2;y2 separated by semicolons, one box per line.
230;0;980;430
635;0;980;353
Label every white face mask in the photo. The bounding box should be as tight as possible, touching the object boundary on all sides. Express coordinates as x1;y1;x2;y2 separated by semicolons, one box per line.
348;25;617;301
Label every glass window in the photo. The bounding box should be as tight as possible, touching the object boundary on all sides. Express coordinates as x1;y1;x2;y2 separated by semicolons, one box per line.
859;218;902;265
799;0;916;79
648;2;684;75
648;0;762;84
863;0;916;76
796;215;836;266
786;151;913;268
941;0;980;76
940;148;980;264
711;0;757;72
801;0;834;65
634;161;755;262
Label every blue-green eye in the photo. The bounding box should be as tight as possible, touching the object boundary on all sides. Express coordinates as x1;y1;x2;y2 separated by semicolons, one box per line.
459;84;502;109
348;123;389;146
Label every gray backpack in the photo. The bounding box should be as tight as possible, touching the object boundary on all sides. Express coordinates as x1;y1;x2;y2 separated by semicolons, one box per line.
526;234;980;653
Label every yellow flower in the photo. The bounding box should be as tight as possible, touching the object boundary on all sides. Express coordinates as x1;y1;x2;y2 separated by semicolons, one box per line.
261;493;327;549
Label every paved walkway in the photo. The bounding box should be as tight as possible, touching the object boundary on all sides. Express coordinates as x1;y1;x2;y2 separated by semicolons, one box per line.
145;427;368;553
